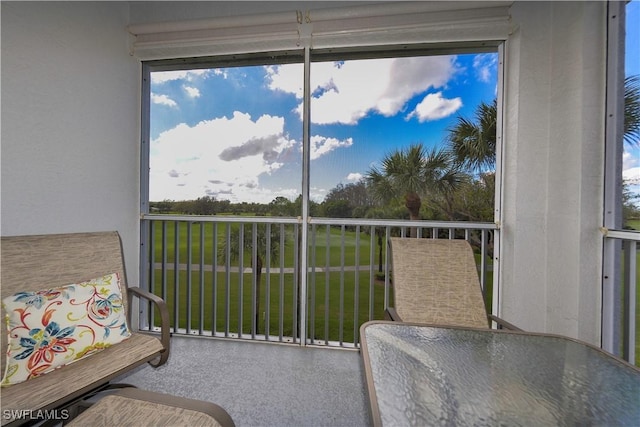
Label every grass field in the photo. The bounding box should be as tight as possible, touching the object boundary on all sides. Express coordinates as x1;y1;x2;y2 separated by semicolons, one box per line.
149;269;390;344
148;221;377;268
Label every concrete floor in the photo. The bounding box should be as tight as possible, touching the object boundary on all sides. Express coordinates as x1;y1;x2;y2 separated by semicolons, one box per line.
116;335;371;427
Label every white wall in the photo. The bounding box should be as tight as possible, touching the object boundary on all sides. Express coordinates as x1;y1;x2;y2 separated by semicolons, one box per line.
501;1;606;345
1;2;140;277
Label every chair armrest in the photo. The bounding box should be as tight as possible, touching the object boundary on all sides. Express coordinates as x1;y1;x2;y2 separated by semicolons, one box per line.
384;307;403;322
488;314;522;331
128;286;171;367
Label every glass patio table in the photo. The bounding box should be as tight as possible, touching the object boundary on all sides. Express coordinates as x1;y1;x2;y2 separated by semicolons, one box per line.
360;321;640;426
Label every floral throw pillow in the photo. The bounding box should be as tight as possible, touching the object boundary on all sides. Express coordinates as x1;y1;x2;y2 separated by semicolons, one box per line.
1;273;131;386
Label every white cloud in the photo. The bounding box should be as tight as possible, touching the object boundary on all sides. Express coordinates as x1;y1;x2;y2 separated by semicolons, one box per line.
184;86;200;98
151;69;211;84
213;69;228;79
346;172;363;182
149;111;298;203
309;136;353;160
151;93;178;108
265;64;303;98
624;150;639;170
310;187;327;203
473;53;497;83
624;167;640;179
266;56;459;125
624;150;640;188
407;92;462;122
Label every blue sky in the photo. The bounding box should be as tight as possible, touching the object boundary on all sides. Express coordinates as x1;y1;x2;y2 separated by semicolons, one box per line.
150;52;497;203
149;1;638;204
623;1;640;186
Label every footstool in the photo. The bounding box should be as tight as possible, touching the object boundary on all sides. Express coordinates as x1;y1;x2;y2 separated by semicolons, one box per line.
67;388;235;427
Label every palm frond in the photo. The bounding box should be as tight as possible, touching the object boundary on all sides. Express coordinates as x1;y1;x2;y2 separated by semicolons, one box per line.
625;75;640;147
446;99;497;173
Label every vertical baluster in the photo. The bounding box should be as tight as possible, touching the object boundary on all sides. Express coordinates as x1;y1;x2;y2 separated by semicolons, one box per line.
480;229;488;294
369;225;376;323
384;226;391;311
309;224;317;344
161;221;168;330
224;223;231;338
186;222;192;334
212;221;218;337
264;223;271;341
173;221;180;334
238;223;244;338
279;223;285;342
623;240;637;363
293;223;299;343
353;225;360;346
199;222;205;336
251;222;258;339
324;224;331;345
339;224;345;346
148;220;155;331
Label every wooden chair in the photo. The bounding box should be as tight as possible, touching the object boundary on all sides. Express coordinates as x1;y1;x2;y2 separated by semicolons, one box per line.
385;237;519;330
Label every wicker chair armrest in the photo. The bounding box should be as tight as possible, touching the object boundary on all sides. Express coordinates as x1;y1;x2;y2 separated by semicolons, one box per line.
488;314;522;331
128;286;171;367
384;307;403;322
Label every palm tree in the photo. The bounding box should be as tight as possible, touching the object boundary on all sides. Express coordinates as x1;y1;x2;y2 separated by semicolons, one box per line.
625;75;640;147
447;99;497;174
221;223;283;334
367;144;465;233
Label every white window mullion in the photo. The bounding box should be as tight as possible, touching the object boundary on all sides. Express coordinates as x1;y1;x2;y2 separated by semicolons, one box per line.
299;46;312;346
492;42;506;326
138;62;153;330
601;0;626;354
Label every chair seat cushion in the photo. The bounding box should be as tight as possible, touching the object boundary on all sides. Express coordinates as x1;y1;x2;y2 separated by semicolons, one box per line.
0;333;164;425
68;388;234;427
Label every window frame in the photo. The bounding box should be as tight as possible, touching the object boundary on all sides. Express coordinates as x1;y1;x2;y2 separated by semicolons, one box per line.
139;41;506;345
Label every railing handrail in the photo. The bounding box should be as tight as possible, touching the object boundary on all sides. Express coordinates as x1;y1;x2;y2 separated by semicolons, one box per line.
601;227;640;241
142;213;301;224
142;213;498;230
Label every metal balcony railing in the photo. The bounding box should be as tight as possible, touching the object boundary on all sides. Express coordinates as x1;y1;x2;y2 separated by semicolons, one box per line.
138;215;498;348
602;228;639;365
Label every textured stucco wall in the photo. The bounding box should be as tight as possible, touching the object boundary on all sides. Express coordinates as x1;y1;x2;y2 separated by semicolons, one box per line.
1;2;140;279
501;1;606;345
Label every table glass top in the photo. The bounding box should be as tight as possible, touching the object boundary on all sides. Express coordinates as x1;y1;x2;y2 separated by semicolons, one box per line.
362;323;640;426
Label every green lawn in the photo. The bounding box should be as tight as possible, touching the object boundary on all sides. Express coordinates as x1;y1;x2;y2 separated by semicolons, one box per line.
148;269;389;344
147;221;376;268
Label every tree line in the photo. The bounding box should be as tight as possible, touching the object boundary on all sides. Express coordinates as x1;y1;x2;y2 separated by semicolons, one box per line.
149;175;495;222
